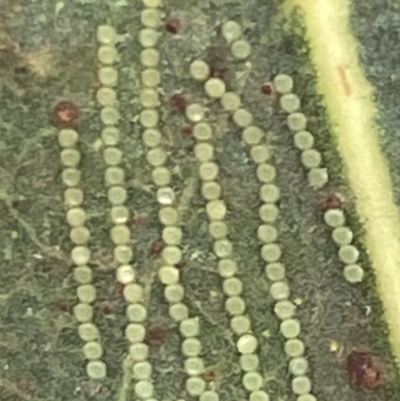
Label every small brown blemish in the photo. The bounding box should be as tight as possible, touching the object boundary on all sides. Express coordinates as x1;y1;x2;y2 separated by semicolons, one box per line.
115;282;125;295
320;193;343;211
55;300;70;312
51;100;80;128
135;212;149;226
201;365;219;385
210;65;228;78
170;91;190;113
100;301;114;315
148;238;165;257
145;325;168;346
261;82;273;95
165;18;181;34
337;65;352;97
346;350;383;389
181;125;193;136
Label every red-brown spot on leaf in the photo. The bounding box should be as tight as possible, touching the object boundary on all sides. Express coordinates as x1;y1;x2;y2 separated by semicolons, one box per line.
51;100;80;128
210;66;228;78
149;238;165;257
165;18;181;34
170;91;189;113
182;125;193;136
135;213;149;226
346;350;383;390
201;365;219;385
261;82;273;95
145;325;168;346
115;282;125;296
320;193;343;211
101;301;114;315
55;300;70;312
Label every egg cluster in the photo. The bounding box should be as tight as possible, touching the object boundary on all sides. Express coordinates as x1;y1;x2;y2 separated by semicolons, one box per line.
57;6;365;401
59;127;106;379
138;1;212;399
275;74;364;283
188;56;269;401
